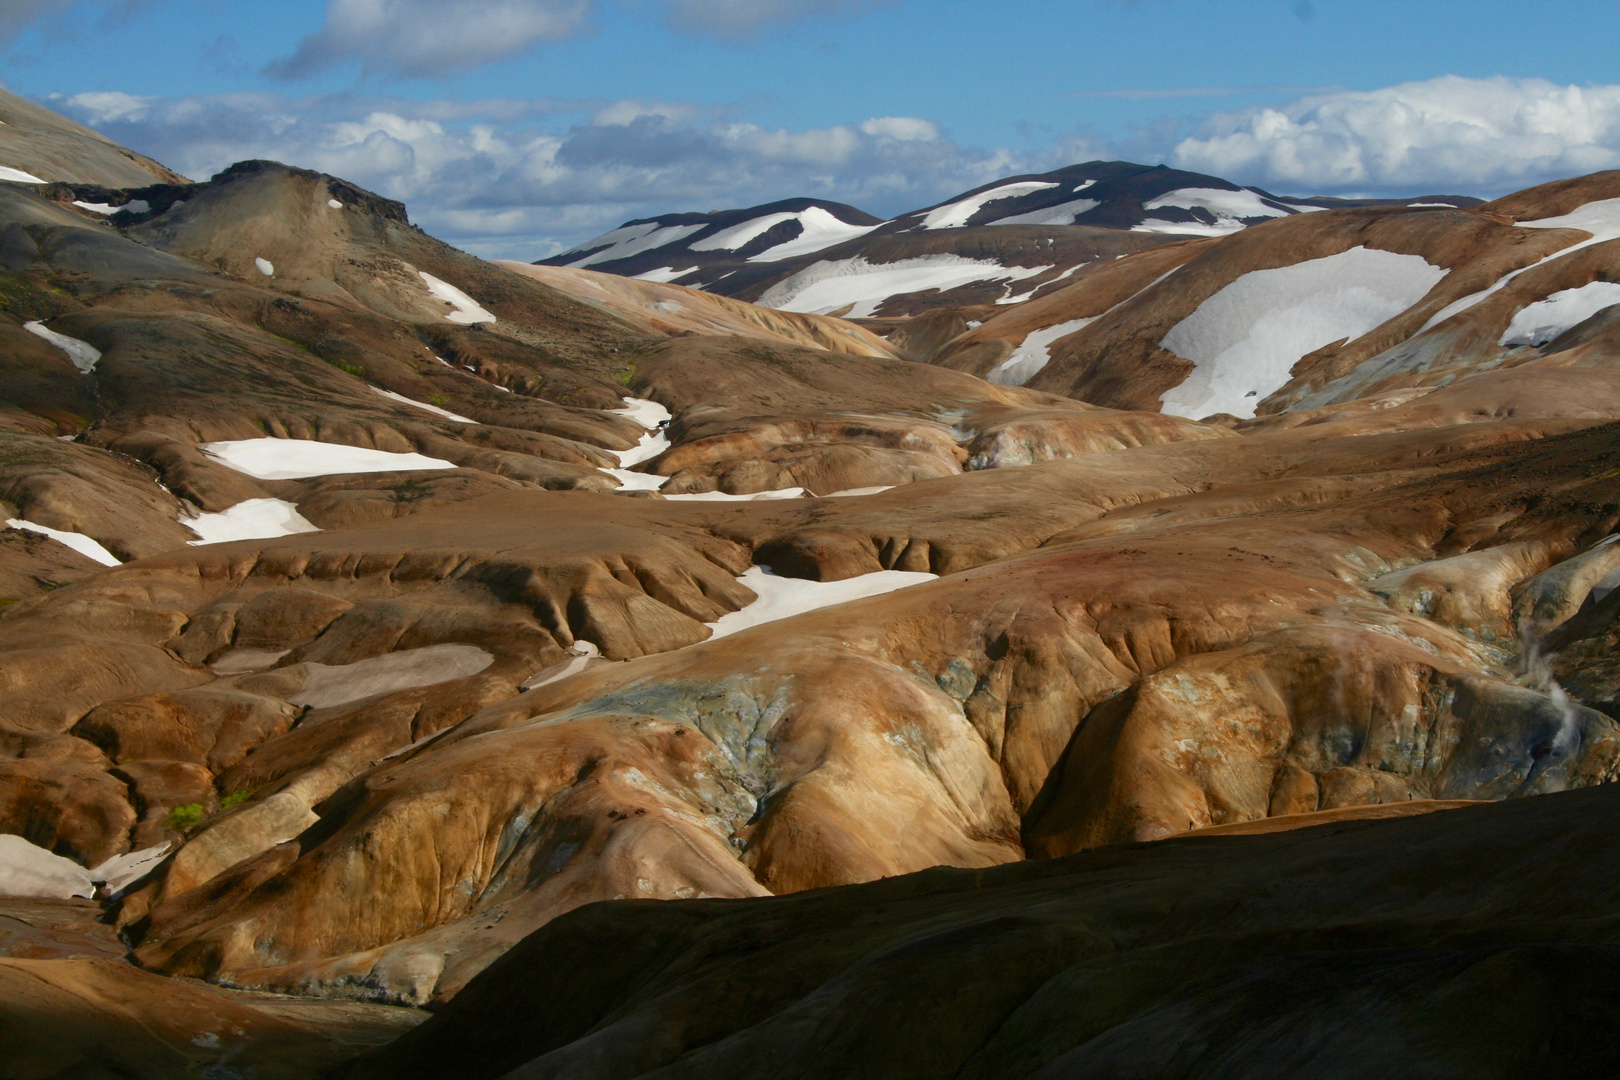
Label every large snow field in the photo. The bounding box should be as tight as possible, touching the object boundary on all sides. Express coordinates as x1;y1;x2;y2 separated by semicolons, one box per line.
290;644;495;710
182;498;319;545
565;222;707;268
1499;280;1620;346
988;317;1098;385
1159;246;1449;419
1421;198;1620;333
758;255;1051;318
748;207;883;262
24;320;101;373
419;271;496;325
992;198;1101;227
6;518;121;566
705;565;938;639
373;387;478;423
921;181;1059;230
201;438;458;480
0;165;45;183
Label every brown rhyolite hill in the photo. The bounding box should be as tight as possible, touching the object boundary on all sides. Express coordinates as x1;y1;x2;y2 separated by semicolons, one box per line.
1;99;1620;1079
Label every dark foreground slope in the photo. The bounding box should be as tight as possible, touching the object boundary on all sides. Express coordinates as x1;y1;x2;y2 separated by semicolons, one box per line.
345;785;1620;1080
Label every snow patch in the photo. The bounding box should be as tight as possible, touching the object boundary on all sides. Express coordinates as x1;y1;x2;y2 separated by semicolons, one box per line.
1160;246;1448;420
996;270;1058;305
419;271;496;325
201;439;457;480
601;397;673;490
1421;198;1620;333
6;519;120;566
91;843;170;895
759;255;1051;319
921;181;1059;230
634;266;698;283
73;198;148;215
0;165;45;184
705;566;937;639
23;321;100;373
182;498;319;545
1135;218;1249;237
663;488;805;502
992;198;1101;227
1499;281;1620;346
0;834;93;898
1143;187;1291;230
328;199;344;209
373;387;477;423
691;212;800;252
988;317;1097;385
747;207;882;262
565;222;706;268
254;257;274;277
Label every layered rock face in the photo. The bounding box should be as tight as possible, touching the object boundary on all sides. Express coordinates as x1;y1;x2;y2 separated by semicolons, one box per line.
2;98;1620;1078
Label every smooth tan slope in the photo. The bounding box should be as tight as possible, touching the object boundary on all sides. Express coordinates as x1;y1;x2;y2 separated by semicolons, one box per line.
0;88;188;187
497;261;902;358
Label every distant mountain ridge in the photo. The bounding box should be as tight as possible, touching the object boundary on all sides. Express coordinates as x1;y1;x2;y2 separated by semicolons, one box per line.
541;161;1480;316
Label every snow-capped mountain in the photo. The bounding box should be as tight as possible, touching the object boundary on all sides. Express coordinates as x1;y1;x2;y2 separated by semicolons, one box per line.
542;161;1478;318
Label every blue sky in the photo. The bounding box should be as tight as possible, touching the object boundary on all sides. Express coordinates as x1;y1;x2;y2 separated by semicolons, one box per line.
6;0;1620;257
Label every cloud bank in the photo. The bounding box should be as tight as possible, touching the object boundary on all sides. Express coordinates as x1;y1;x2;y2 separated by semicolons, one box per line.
61;91;1014;259
54;76;1620;261
1171;76;1620;195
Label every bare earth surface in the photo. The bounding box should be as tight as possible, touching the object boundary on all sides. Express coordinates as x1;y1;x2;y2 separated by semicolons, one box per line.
2;102;1620;1078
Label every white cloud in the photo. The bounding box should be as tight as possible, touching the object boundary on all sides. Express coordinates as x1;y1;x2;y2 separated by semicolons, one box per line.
1170;76;1620;195
58;92;1014;260
860;116;940;142
269;0;592;78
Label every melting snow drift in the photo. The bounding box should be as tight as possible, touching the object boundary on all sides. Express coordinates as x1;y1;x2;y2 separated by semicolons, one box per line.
1159;246;1448;420
24;321;100;373
988;317;1098;386
373;387;478;423
182;498;320;545
419;272;496;324
922;181;1059;229
706;566;937;639
6;518;121;566
758;255;1050;318
202;439;457;480
600;397;673;490
565;222;706;268
1499;281;1620;346
0;165;46;184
